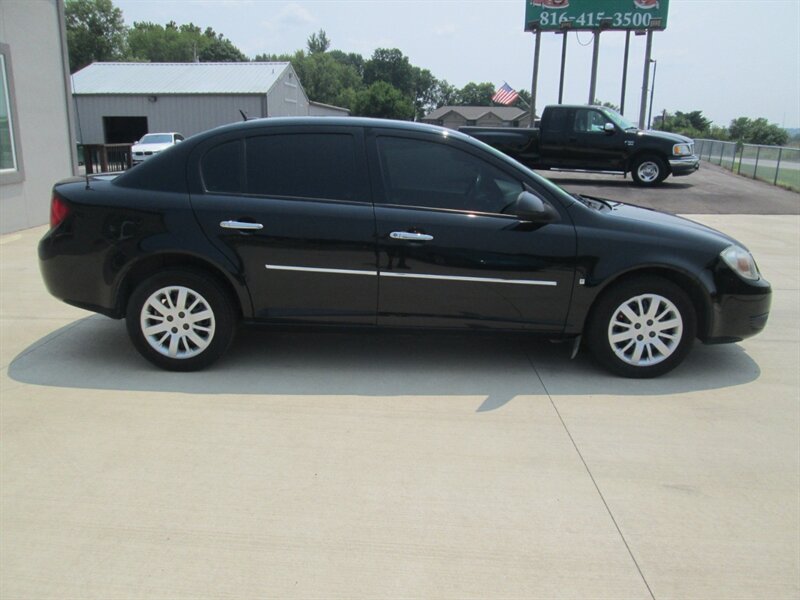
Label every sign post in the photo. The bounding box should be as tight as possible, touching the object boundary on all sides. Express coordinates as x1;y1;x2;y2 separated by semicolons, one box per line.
530;30;541;126
638;29;653;128
524;0;669;123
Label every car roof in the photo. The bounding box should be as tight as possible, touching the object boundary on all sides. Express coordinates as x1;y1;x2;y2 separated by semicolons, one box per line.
187;117;469;143
116;118;475;192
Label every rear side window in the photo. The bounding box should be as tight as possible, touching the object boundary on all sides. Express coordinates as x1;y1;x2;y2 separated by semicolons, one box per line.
546;109;569;132
246;133;357;201
201;140;243;193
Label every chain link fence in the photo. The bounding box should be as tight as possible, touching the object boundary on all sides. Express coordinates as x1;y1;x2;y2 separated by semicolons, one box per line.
694;139;800;192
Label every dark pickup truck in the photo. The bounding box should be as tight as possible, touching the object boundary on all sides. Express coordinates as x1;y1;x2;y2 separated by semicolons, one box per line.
460;104;699;186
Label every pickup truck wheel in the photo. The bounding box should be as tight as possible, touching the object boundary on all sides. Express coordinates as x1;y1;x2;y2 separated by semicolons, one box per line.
586;277;696;378
126;269;236;371
632;155;667;186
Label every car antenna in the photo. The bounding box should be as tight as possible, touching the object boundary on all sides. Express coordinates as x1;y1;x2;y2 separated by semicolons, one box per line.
239;109;249;122
71;74;91;190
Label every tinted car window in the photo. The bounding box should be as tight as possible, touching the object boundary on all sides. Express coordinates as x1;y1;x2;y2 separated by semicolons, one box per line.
376;136;522;214
201;140;243;193
547;108;570;132
246;133;357;201
574;109;611;133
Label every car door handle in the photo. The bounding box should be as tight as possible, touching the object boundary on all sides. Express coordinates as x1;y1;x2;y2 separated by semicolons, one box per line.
390;231;433;241
220;220;263;231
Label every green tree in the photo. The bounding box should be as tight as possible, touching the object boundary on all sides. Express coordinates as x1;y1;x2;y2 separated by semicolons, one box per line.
329;50;365;78
659;110;712;138
729;117;788;146
412;67;438;120
354;81;414;120
127;20;246;63
457;82;495;106
364;48;414;97
594;99;621;112
433;80;458;108
306;29;331;54
302;53;362;106
65;0;127;72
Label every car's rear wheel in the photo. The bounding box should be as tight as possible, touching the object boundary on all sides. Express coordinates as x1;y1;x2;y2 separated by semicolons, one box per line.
126;269;236;371
587;277;696;378
631;154;667;186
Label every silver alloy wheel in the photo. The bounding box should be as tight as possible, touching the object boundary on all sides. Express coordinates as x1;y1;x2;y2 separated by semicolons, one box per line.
140;285;216;359
607;293;683;367
636;161;661;183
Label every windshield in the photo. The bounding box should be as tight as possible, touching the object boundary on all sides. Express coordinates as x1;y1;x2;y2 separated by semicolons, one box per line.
139;134;173;144
601;108;637;131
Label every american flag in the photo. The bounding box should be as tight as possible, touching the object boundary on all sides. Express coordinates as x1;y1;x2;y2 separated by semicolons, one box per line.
492;83;519;106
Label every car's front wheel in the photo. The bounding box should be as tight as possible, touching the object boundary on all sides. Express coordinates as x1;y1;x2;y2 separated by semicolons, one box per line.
126;269;236;371
631;154;667;186
587;277;696;378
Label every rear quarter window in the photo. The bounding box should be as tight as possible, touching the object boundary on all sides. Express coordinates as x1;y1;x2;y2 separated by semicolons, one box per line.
201;140;243;193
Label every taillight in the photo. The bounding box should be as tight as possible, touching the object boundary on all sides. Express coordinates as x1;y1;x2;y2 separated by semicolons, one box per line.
50;195;70;229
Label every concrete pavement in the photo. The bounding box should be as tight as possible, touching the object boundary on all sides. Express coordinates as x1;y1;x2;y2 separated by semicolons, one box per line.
1;214;798;599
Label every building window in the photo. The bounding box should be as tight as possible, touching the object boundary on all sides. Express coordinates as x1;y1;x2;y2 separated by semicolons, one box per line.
0;43;22;183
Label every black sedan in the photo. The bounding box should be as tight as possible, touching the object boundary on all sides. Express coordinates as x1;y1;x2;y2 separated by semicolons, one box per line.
39;118;771;377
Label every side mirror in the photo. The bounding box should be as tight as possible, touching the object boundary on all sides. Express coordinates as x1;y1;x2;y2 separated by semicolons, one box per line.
604;122;615;134
515;191;558;223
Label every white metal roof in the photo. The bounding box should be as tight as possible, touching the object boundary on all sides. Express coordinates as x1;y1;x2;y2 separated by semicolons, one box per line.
71;62;292;95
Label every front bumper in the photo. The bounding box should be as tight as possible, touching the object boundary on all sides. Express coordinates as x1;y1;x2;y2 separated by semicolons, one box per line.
704;279;771;344
669;155;700;176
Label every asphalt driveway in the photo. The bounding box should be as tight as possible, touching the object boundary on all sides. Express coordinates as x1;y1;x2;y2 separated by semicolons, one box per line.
546;161;800;215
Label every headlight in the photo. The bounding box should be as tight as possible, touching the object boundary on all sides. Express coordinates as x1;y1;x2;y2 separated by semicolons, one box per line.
720;245;760;281
673;143;692;156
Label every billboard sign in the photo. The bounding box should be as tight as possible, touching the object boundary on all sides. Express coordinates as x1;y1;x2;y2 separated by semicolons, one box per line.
525;0;669;31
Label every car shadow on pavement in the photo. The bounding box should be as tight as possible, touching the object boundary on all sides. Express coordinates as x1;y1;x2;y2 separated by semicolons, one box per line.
8;315;761;411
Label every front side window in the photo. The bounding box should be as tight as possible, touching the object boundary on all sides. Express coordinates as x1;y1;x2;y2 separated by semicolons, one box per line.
376;136;522;215
574;109;611;134
0;45;20;178
246;133;357;201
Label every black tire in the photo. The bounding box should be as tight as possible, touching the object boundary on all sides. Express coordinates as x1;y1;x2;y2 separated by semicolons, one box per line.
126;269;236;371
586;276;696;378
631;154;668;186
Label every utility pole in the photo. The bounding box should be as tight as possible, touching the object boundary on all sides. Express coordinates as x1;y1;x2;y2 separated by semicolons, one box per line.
588;32;600;104
647;59;657;129
620;31;631;114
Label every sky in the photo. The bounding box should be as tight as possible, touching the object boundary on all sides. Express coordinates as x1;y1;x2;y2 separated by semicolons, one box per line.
113;0;800;128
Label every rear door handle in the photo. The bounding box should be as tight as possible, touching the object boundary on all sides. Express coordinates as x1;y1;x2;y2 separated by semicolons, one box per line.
390;231;433;241
220;220;263;231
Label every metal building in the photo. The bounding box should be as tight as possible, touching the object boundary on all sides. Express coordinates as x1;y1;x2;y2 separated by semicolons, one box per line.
71;62;349;145
0;0;77;234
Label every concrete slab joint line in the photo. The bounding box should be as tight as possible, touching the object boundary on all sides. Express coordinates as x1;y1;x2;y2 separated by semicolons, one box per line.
527;352;657;600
